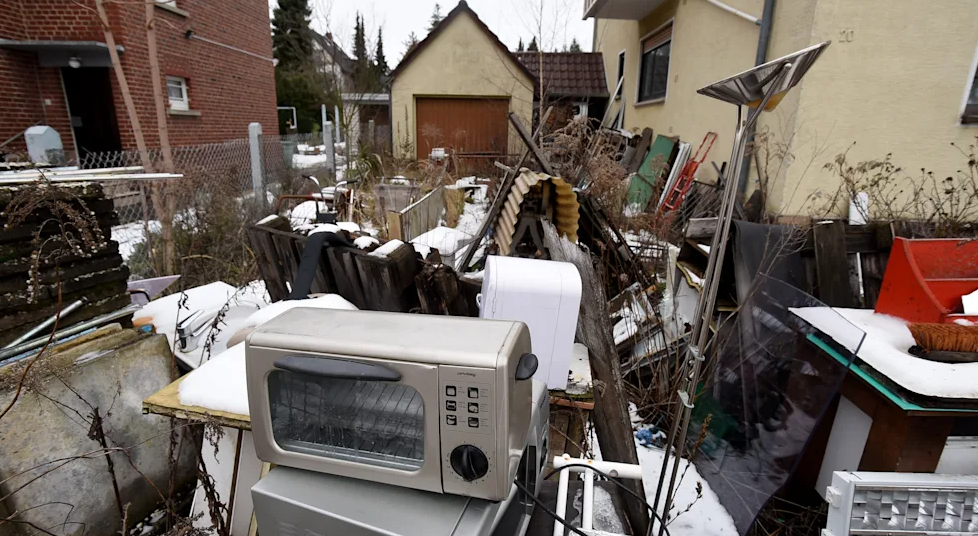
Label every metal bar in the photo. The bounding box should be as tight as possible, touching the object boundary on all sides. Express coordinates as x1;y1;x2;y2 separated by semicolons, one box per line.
0;173;181;185
583;467;595;530
553;466;570;536
0;304;141;362
3;298;86;349
653;63;793;536
456;106;553;271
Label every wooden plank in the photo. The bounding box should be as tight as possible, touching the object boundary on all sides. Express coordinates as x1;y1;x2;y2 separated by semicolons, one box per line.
143;375;251;430
354;243;420;312
627;128;654;174
270;233;300;295
847;253;863;308
387;211;403;242
246;225;288;302
509;112;555;176
685;217;718;239
813;221;858;307
326;247;367;309
860;250;888;309
415;263;469;316
857;399;954;473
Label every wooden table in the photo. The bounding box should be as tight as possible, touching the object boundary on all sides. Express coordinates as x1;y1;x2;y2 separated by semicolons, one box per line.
788;307;978;496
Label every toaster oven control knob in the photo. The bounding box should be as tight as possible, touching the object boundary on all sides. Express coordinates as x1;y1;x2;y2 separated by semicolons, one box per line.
450;445;489;481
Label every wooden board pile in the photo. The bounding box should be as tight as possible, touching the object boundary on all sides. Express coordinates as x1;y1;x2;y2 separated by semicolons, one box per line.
0;183;131;348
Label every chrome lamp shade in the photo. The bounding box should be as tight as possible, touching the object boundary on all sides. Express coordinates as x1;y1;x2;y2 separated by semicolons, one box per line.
697;41;831;110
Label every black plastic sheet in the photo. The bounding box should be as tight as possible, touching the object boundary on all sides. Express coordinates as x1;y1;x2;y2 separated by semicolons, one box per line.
687;275;865;533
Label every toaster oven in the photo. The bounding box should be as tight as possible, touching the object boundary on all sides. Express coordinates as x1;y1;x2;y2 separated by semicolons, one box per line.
245;308;539;502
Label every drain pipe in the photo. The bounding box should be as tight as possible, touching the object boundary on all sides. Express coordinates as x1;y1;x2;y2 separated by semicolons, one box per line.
736;0;776;198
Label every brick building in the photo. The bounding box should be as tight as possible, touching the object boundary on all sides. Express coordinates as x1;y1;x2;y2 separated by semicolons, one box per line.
0;0;278;161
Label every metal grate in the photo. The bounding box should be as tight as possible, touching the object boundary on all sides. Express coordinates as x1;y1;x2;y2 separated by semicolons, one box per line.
268;371;425;471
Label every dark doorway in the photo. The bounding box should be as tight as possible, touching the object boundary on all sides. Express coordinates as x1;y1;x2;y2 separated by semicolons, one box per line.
61;67;122;163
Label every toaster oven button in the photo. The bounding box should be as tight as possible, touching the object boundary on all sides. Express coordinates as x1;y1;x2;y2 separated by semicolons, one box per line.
467;403;479;413
446;400;457;411
446;386;456;397
446;415;457;425
467;417;480;428
468;387;480;398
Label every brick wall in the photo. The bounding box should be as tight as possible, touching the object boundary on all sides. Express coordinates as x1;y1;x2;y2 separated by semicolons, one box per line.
0;0;277;157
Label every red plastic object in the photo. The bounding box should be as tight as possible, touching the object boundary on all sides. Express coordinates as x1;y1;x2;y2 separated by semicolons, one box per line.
874;237;978;323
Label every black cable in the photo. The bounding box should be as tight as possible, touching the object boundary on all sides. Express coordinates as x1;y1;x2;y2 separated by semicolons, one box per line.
513;480;589;536
543;463;673;536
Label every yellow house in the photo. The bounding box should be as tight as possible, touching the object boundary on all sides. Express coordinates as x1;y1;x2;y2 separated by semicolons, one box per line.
390;1;535;162
589;0;978;217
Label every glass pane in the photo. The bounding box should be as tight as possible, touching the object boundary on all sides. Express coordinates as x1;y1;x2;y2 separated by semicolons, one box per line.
969;72;978;105
639;49;655;101
651;43;670;100
268;370;425;470
167;84;183;100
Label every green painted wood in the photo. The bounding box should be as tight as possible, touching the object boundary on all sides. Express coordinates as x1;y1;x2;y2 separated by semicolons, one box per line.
626;135;676;210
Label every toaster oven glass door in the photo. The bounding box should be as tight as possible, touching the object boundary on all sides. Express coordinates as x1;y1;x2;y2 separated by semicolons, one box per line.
267;363;426;471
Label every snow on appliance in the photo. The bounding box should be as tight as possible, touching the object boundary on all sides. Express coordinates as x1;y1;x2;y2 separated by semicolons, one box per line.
251;379;551;536
245;308;540;501
479;256;582;389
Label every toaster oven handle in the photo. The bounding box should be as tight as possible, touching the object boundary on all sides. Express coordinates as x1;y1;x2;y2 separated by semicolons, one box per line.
273;355;402;381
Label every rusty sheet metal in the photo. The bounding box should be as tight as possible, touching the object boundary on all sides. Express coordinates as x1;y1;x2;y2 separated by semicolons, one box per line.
494;170;579;254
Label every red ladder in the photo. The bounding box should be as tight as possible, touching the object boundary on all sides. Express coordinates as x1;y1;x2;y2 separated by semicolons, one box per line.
660;132;717;213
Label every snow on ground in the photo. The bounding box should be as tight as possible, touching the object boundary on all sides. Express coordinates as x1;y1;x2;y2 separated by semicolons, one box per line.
292;153;332;169
583;404;738;536
450;179;489;268
112;221;160;261
790;307;978;399
370;239;404;257
354;236;380;249
177;294;357;415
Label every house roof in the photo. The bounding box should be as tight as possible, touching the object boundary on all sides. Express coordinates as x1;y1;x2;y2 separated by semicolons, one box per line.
312;31;354;74
513;52;609;98
389;1;535;84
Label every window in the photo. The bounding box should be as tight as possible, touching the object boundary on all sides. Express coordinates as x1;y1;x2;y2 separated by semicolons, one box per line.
166;76;189;111
615;51;625;99
638;24;672;103
573;101;589;119
155;0;177;8
965;69;978;124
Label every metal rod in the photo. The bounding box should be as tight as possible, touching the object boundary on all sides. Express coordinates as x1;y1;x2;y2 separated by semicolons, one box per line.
704;0;761;24
583;467;595;530
0;304;141;362
652;64;792;536
553;465;570;536
3;298;86;349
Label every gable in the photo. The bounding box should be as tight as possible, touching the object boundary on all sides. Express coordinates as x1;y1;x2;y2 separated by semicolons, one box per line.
391;4;534;91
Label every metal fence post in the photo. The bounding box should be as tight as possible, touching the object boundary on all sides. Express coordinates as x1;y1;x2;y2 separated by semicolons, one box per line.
324;121;335;174
249;122;264;206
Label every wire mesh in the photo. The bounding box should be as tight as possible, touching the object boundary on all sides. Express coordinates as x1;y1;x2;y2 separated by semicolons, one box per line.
267;371;425;471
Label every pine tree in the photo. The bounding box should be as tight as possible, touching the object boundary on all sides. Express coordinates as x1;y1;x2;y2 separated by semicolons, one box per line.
352;13;371;89
517;38;524;52
271;0;313;70
403;32;420;57
428;3;443;32
374;27;389;79
527;36;539;52
569;38;581;52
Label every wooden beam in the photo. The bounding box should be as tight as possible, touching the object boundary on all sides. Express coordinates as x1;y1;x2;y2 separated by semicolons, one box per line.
509;112;555;176
814;221;858;307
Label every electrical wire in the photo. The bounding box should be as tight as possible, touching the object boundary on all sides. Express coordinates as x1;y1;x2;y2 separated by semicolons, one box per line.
543;463;673;536
513;480;589;536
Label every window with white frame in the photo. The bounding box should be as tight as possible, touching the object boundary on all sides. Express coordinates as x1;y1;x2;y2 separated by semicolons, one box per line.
155;0;178;8
573;101;589;119
166;76;189;111
638;24;672;103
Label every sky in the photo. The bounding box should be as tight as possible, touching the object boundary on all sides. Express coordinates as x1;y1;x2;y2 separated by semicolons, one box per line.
270;0;595;63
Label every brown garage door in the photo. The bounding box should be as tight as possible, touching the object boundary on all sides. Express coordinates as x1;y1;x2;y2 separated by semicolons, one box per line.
415;97;509;160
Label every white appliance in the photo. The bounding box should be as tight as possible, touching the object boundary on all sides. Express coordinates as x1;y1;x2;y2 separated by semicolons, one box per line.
824;471;978;535
246;308;539;501
479;256;582;389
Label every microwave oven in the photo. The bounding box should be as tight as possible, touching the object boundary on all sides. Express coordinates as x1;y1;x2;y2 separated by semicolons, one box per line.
245;308;540;502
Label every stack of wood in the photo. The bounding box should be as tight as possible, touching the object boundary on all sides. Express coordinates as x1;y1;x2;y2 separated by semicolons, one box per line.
0;183;131;348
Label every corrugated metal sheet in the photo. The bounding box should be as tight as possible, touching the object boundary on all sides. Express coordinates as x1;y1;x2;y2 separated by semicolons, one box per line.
494;170;579;254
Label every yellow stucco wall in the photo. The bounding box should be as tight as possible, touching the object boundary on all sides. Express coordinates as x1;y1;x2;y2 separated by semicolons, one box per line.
595;0;978;217
390;10;534;160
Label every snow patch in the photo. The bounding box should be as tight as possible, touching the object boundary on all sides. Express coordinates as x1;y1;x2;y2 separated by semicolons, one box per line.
411;226;470;256
370;239;404;257
354;236;380;249
335;221;360;233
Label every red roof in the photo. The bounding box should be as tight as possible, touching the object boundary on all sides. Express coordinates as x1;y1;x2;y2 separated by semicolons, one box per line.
514;52;609;98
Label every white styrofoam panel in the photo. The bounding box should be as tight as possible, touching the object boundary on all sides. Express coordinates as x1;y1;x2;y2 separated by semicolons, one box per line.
817;396;873;499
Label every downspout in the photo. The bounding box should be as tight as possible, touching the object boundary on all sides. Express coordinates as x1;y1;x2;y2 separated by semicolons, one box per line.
736;0;776;198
